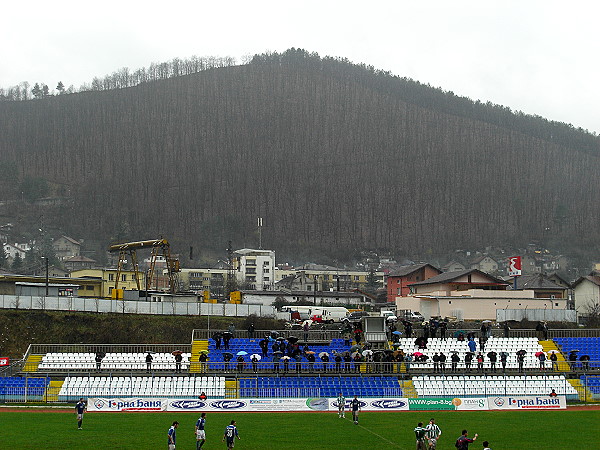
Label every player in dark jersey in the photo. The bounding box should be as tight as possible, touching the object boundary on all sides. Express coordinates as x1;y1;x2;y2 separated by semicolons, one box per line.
75;398;86;429
195;412;206;449
350;395;361;424
223;420;240;449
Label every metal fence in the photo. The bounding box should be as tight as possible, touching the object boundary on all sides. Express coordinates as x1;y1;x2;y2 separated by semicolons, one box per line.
0;294;276;317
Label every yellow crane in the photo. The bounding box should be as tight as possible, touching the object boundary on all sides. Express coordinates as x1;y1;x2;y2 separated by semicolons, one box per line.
108;239;180;294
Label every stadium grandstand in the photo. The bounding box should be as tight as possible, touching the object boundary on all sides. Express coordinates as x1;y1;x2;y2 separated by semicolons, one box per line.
1;327;599;404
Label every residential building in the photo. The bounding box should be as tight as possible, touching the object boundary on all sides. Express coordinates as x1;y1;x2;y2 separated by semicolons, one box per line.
52;236;81;261
393;269;567;320
233;249;275;290
3;242;30;260
178;268;228;298
70;268;145;298
64;255;96;271
443;261;466;272
386;264;442;303
470;255;499;274
294;263;385;292
572;274;600;314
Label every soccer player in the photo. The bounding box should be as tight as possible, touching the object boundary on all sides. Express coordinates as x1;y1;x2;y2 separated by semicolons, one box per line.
75;397;86;429
168;421;179;450
350;395;360;424
195;412;207;449
455;429;478;449
336;392;346;418
414;422;427;450
223;420;240;449
425;418;441;449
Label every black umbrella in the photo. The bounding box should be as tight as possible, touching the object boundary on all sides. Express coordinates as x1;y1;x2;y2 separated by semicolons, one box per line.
277;337;286;341
273;351;284;356
222;352;233;358
287;336;299;344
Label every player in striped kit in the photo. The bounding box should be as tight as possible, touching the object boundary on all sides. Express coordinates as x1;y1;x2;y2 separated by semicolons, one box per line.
425;418;442;449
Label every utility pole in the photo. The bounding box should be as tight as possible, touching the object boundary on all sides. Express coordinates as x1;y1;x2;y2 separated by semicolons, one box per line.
257;217;263;250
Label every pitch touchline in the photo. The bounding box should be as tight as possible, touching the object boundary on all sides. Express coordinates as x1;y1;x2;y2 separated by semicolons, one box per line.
344;417;402;448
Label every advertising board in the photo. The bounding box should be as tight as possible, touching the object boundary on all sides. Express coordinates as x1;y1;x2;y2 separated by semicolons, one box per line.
488;395;566;410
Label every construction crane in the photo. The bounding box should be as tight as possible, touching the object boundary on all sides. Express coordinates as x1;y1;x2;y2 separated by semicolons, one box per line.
108;239;181;294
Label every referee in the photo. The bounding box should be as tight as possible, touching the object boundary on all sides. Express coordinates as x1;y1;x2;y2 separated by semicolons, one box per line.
425;418;442;449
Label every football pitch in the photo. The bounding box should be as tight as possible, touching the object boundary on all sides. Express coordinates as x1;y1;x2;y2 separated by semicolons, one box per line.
2;409;599;449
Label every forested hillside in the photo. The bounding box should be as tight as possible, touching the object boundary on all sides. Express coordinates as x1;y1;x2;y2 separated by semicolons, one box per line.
0;49;599;260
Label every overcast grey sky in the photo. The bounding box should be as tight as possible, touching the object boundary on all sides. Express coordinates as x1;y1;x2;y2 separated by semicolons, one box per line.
2;1;598;133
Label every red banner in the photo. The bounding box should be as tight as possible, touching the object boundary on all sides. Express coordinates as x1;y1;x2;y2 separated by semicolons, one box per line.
0;357;9;366
508;256;522;277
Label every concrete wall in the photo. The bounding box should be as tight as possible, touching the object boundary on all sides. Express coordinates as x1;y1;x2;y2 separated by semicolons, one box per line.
574;279;600;313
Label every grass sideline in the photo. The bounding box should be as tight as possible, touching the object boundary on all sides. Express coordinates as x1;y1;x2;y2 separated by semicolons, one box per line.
2;410;599;449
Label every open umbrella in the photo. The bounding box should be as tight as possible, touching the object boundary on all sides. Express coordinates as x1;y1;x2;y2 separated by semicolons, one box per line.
413;352;423;357
392;342;402;347
277;336;286;341
199;350;208;354
171;350;183;356
569;349;580;352
222;331;233;337
319;352;329;358
236;350;248;356
287;336;299;344
482;320;493;323
535;351;544;357
350;345;361;352
250;354;261;361
305;350;315;355
392;331;403;335
351;351;360;359
273;350;284;356
280;356;291;360
362;349;374;357
547;349;560;354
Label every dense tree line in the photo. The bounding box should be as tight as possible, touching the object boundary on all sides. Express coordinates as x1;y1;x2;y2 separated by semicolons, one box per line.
0;49;599;261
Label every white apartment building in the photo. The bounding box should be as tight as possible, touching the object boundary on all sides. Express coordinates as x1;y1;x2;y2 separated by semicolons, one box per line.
234;248;275;290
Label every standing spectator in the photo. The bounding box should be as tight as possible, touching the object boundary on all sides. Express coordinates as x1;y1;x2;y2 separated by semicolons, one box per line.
549;351;558;370
430;319;437;338
195;413;206;450
146;353;153;373
174;353;183;373
405;353;413;373
303;321;310;342
222;332;232;350
439;321;447;340
439;352;446;373
354;328;363;345
75;397;86;430
95;352;104;372
343;352;352;372
487;351;497;372
432;353;440;373
351;395;361;424
549;388;557;397
503;322;510;338
198;392;207;400
425;418;442;449
580;354;590;371
282;356;290;373
476;352;484;372
478;337;486;353
167;421;179;450
247;323;255;340
272;355;280;373
334;353;342;373
568;350;578;370
542;321;549;340
516;350;526;372
455;430;478;449
223;353;232;372
451;353;460;372
465;353;473;372
222;420;240;449
236;355;245;373
403;320;413;338
500;352;508;372
213;332;222;350
259;338;269;357
468;340;477;353
251;354;259;373
198;352;208;373
414;422;428;450
538;352;546;370
535;321;545;340
228;323;236;335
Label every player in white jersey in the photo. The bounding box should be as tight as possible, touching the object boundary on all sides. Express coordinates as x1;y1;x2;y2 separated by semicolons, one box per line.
337;392;346;418
425;418;442;449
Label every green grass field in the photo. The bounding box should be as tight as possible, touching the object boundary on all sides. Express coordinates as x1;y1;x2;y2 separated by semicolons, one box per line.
2;409;598;449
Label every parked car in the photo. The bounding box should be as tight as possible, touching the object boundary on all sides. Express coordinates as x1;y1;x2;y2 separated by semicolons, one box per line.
347;311;370;322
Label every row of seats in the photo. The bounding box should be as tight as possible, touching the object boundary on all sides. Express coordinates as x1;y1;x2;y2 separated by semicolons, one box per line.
239;376;402;398
59;376;225;399
0;377;49;396
413;375;578;397
580;375;600;394
554;338;599;367
38;353;192;371
395;337;545;369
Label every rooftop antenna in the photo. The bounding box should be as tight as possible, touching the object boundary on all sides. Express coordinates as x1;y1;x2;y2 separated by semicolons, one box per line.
257;217;263;249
